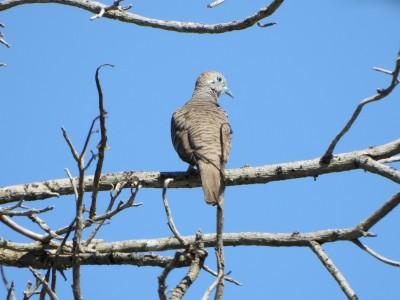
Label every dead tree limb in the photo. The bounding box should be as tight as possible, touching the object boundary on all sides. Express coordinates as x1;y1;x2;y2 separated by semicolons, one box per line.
2;138;400;204
0;0;283;34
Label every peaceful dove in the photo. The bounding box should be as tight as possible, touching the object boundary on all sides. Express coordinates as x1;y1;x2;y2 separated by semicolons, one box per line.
171;71;233;205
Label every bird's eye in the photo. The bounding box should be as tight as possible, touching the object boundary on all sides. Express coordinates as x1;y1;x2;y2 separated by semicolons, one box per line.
216;76;223;83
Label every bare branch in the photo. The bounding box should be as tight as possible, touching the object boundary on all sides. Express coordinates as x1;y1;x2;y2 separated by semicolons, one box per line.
0;38;11;48
356;192;400;232
28;267;59;300
162;178;187;246
214;191;225;299
0;214;46;242
80;115;100;160
1;266;16;300
61;127;79;162
207;0;224;8
309;241;359;300
158;251;184;300
170;231;207;300
353;239;400;267
0;206;54;216
0;0;284;34
7;281;16;300
257;21;277;28
356;155;400;184
89;63;113;218
64;168;78;199
202;265;241;286
28;214;63;240
0;24;11;48
2;138;400;205
321;50;400;164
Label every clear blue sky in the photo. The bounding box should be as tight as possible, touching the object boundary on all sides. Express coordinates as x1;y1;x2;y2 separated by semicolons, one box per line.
1;1;400;299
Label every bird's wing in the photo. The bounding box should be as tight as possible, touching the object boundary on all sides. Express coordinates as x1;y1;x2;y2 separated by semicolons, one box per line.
171;108;197;166
220;122;232;166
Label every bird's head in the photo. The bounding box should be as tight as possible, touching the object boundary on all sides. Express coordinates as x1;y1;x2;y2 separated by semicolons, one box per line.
195;71;234;99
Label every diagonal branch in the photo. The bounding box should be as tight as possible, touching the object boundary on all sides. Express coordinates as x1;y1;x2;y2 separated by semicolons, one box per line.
214;191;225;299
309;241;358;300
28;267;58;300
169;231;207;300
0;0;283;34
352;239;400;267
356;192;400;232
356;155;400;184
321;49;400;164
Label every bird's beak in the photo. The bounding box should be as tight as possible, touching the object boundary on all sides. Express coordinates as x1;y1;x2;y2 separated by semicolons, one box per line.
224;87;234;98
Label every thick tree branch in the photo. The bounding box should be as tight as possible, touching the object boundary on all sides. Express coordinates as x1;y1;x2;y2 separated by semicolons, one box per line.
2;138;400;204
0;228;375;258
0;0;283;34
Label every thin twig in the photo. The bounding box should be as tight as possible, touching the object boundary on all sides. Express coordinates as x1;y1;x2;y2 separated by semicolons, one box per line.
39;268;52;300
162;178;187;246
0;205;54;216
379;156;400;164
214;191;225;300
89;63;113;218
1;266;16;300
85;181;132;246
64;168;78;199
0;214;46;242
321;49;400;164
353;239;400;267
0;38;11;48
257;21;277;27
1;197;26;211
28;267;59;300
309;241;359;300
207;0;224;8
202;265;241;286
61;127;79;162
29;214;63;240
201;267;220;300
80;115;100;160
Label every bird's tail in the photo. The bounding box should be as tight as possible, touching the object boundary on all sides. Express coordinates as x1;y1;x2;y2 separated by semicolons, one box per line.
198;161;225;205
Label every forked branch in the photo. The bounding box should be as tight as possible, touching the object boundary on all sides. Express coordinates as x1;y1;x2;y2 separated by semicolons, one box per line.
321;49;400;164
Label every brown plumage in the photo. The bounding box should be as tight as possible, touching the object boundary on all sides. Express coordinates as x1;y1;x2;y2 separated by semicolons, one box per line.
171;71;233;205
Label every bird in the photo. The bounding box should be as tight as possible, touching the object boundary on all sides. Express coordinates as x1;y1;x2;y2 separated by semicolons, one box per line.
171;71;233;205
